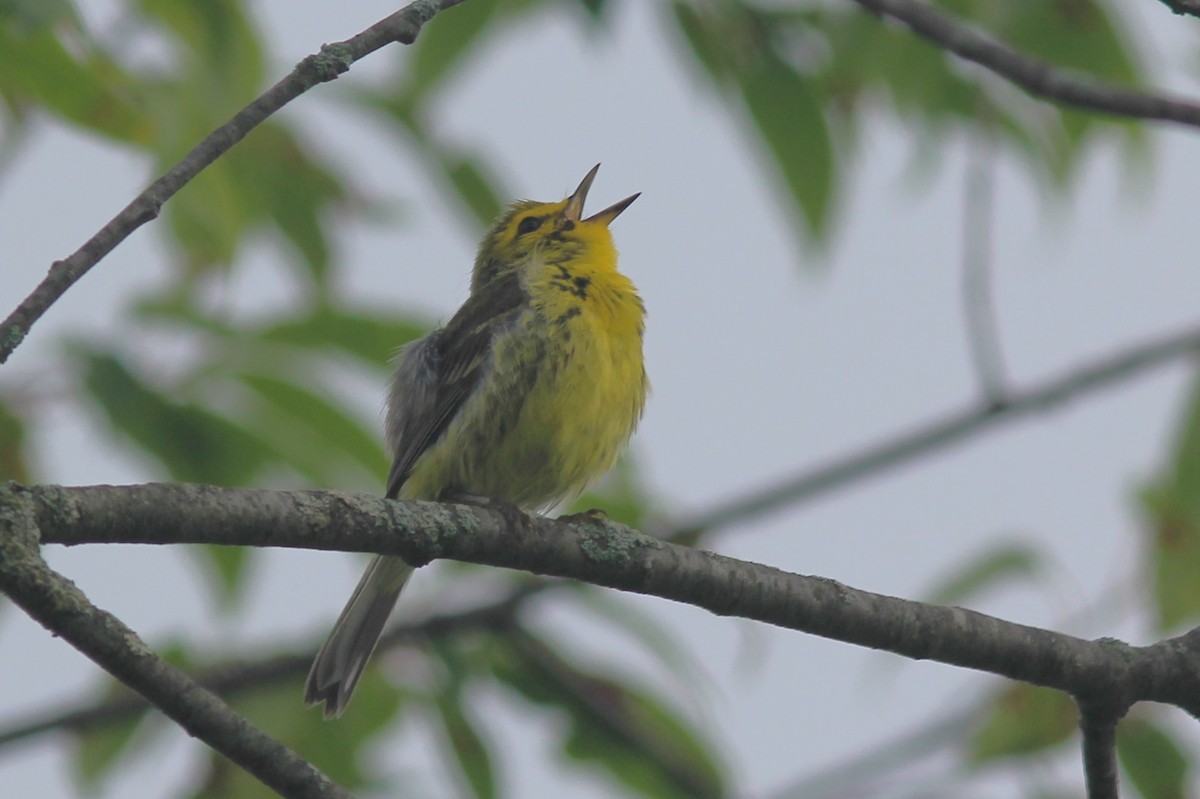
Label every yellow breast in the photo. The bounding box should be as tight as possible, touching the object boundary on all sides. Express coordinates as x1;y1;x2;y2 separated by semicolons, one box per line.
521;248;648;501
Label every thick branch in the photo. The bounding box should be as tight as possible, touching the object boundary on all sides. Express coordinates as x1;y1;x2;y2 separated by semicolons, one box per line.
24;482;1200;718
0;485;351;799
845;0;1200;127
0;0;467;365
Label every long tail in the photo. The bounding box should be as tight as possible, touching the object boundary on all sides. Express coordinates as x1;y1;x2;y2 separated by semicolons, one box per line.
305;555;414;718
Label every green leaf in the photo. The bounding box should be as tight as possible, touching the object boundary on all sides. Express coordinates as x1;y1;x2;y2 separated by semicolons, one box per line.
73;701;150;787
0;0;80;32
921;542;1044;606
971;684;1076;762
72;643;192;787
441;152;506;228
236;371;388;481
404;0;501;103
217;662;404;794
138;0;264;101
259;306;430;367
1141;373;1200;630
0;24;152;144
77;349;277;484
192;544;254;611
737;54;835;242
0;395;31;482
669;3;730;84
492;631;725;799
1117;716;1189;799
432;664;497;799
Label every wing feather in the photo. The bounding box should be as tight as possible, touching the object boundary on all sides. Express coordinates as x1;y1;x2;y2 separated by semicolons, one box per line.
384;273;529;499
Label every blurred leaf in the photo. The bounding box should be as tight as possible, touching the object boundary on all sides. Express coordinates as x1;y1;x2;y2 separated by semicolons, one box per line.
201;662;404;798
571;454;653;528
1117;716;1190;799
922;542;1044;606
236;371;388;481
0;23;152;144
493;630;725;799
670;2;740;86
736;52;835;242
72;643;191;788
971;684;1075;762
0;0;80;32
138;0;264;100
77;348;277;484
233;124;348;281
442;152;505;227
570;588;711;703
0;396;31;481
404;0;501;104
193;544;254;612
1141;373;1200;630
431;643;497;799
259;305;430;367
72;699;150;788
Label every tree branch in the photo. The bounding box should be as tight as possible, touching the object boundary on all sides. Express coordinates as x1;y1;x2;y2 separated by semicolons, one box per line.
0;585;535;750
0;0;468;365
1157;0;1200;19
0;485;352;799
21;482;1200;718
1078;700;1123;799
675;319;1200;538
844;0;1200;128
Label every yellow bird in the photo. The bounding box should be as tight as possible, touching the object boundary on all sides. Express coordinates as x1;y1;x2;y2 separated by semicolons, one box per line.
306;165;648;717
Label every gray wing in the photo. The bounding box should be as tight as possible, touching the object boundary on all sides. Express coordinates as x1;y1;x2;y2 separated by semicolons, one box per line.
383;331;444;499
383;273;531;500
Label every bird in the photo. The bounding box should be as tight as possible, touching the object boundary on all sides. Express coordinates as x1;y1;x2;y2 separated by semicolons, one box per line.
305;164;648;718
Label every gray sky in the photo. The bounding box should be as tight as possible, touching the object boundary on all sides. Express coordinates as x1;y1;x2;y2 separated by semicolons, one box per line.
3;1;1199;797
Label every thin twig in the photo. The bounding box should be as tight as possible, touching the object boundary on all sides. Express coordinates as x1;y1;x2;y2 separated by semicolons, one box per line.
0;0;468;365
846;0;1200;127
673;319;1200;539
962;124;1007;402
0;486;352;799
1078;700;1123;799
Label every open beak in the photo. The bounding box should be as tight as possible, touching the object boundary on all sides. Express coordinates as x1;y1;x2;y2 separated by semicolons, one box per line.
563;164;639;226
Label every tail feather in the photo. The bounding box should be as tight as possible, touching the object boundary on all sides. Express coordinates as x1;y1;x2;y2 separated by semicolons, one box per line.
305;555;414;718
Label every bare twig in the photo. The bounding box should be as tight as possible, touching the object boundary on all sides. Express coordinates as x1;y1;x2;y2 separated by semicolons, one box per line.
674;319;1200;539
23;482;1200;718
0;585;535;750
845;0;1200;127
962;125;1007;402
1078;700;1123;799
0;0;468;365
0;486;352;799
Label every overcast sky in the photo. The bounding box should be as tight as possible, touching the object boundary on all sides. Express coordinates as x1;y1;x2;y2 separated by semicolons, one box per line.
3;2;1200;797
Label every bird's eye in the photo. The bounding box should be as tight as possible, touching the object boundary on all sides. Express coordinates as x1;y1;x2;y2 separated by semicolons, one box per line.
516;216;543;236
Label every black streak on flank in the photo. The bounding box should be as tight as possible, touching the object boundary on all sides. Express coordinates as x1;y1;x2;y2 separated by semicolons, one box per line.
556;306;582;324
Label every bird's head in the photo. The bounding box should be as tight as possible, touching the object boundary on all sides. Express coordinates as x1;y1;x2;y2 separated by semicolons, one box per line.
471;164;639;292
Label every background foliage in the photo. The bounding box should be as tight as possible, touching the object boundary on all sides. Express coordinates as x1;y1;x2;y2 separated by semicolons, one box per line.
1;0;1196;797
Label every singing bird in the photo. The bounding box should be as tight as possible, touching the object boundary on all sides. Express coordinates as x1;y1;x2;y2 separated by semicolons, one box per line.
305;165;648;717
